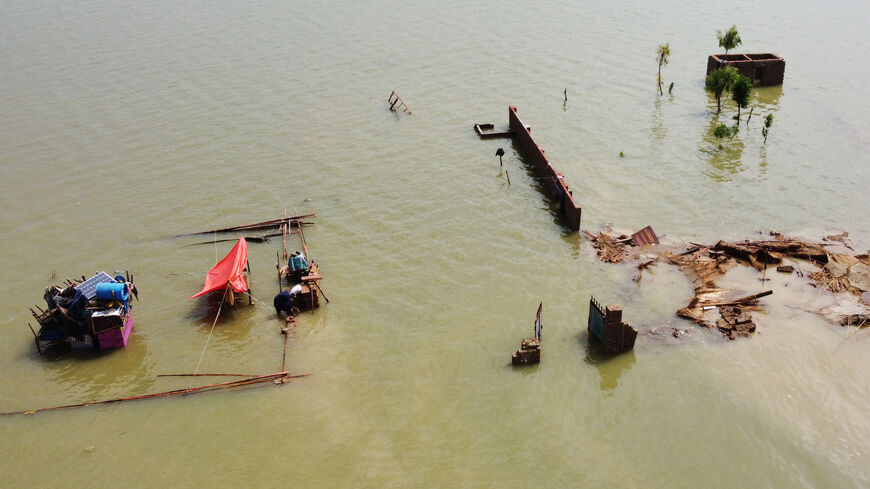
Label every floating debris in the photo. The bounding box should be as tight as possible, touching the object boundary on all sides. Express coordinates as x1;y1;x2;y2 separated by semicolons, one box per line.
631;225;660;246
587;225;658;264
388;90;412;115
589;228;870;339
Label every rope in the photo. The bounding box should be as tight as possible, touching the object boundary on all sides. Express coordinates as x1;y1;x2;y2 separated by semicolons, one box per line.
190;286;228;389
244;290;275;312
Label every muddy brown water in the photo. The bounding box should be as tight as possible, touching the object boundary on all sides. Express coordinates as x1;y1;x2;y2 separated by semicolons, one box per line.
1;1;869;487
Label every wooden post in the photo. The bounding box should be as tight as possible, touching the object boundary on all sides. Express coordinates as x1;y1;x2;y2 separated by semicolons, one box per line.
29;323;41;354
276;251;282;292
246;261;253;305
282;221;288;263
226;282;235;307
298;224;309;263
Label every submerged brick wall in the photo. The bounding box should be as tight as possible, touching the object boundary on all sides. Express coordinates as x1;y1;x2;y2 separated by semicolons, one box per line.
588;298;637;355
507;106;582;231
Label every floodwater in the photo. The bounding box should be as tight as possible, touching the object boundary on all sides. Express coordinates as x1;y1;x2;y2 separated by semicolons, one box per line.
1;0;869;487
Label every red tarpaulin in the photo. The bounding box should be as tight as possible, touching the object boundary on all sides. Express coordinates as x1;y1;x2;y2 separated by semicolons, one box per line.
190;237;249;299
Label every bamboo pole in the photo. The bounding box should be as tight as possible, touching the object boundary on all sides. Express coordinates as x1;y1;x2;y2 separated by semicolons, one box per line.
157;373;260;378
298;223;309;263
0;372;309;416
276;251;282;292
282;221;288;262
314;282;330;304
185;232;283;247
702;290;773;307
281;328;289;371
183;214;316;236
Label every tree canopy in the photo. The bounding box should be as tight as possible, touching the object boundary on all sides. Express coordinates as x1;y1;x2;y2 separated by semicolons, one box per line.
713;123;733;139
705;65;739;113
717;25;742;55
731;74;753;119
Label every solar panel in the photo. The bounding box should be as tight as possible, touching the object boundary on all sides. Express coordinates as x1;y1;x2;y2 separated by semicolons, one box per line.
77;271;116;300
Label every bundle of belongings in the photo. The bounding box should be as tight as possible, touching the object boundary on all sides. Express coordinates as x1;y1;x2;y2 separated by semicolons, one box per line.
32;272;136;352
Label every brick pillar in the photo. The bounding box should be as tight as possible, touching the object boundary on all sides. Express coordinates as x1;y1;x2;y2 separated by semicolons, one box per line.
604;304;623;354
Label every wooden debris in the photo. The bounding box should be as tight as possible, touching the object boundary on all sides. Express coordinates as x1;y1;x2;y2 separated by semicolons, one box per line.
633;257;660;283
473;123;514;139
184;214;315;237
591;227;870;336
388;91;412;115
185;232;285;247
677;288;770;338
593;232;630;263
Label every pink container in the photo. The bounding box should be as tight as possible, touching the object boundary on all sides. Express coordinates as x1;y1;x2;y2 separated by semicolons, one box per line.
95;312;133;350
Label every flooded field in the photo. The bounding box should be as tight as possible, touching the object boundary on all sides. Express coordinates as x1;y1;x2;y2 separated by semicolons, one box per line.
1;0;868;487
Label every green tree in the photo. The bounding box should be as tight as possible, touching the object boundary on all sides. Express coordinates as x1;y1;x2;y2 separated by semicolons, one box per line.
717;25;742;55
713;123;734;139
657;43;670;95
705;65;739;113
762;113;774;144
731;74;753;121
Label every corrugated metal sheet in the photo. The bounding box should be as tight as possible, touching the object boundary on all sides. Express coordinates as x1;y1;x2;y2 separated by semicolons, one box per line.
632;225;659;246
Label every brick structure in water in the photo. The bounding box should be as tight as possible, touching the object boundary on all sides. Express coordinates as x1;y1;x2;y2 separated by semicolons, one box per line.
511;338;541;366
706;53;785;86
587;297;637;355
507;106;582;231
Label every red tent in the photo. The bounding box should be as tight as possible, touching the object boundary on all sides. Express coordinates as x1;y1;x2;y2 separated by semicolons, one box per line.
190;237;249;299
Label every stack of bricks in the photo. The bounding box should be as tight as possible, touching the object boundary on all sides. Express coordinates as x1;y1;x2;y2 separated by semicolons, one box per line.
512;338;540;366
601;304;637;354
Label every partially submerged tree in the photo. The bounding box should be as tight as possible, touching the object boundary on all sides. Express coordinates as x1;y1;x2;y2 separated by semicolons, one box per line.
713;123;736;149
762;113;774;144
714;123;734;139
731;74;753;121
657;43;670;95
705;65;739;113
717;25;742;55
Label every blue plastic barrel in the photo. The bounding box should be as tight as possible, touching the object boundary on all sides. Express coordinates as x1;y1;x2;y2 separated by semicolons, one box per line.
95;282;129;301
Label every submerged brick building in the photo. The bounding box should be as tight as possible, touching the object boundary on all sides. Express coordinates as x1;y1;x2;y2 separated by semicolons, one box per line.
706;53;785;86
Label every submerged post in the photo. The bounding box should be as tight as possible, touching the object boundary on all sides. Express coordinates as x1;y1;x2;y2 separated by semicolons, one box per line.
512;303;543;366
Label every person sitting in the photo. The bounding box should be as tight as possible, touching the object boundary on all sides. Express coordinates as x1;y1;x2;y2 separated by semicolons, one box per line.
290;251;308;272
